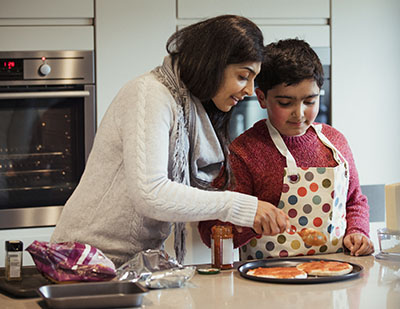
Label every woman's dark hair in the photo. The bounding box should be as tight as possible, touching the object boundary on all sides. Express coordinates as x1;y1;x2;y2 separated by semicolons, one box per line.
166;15;264;189
256;39;324;95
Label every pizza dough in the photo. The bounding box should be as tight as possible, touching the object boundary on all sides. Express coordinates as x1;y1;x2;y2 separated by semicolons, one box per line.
247;260;353;279
296;260;353;276
247;267;307;279
297;228;327;246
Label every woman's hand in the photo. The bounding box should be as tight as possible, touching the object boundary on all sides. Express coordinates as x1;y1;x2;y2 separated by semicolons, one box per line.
343;233;375;256
253;200;290;235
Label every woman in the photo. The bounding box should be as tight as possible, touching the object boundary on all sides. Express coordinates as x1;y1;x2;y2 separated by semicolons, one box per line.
51;15;290;267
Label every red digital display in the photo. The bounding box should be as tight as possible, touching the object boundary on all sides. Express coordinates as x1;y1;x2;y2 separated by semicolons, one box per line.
3;61;15;70
0;58;23;80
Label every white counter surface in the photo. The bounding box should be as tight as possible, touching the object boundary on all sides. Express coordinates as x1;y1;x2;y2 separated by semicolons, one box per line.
1;252;400;309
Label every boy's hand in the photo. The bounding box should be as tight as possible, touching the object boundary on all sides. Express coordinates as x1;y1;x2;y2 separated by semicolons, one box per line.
254;200;290;236
344;233;374;256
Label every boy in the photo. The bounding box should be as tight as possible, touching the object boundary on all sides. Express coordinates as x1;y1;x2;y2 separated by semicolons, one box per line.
199;39;374;259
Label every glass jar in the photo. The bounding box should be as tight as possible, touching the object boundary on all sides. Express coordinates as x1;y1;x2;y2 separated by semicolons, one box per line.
211;225;234;269
5;240;23;281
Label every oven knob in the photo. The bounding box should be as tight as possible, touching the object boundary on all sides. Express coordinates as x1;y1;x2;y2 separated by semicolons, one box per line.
39;63;51;76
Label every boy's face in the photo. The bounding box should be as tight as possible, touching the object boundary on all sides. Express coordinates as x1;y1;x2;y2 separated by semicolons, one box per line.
256;78;320;136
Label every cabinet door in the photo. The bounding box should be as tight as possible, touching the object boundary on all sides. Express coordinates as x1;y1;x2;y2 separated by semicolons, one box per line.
260;25;330;47
95;0;176;123
177;23;330;49
0;26;94;51
0;0;93;18
177;0;329;19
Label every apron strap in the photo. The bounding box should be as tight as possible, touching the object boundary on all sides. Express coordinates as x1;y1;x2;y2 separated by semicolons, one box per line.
265;119;350;179
311;124;350;175
266;118;298;176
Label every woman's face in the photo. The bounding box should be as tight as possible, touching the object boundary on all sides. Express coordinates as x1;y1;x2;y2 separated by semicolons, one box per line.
256;78;320;136
212;61;261;112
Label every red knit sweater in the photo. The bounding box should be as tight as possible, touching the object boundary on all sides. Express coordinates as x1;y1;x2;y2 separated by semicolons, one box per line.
198;120;370;248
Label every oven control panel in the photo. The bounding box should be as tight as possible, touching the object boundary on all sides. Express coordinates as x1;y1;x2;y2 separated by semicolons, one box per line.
0;51;94;85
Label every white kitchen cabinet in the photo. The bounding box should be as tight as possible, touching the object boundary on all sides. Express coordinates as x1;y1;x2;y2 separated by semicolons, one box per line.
260;25;330;47
176;1;331;51
95;0;176;123
0;0;94;51
177;0;329;19
0;0;93;19
177;22;330;51
0;26;94;51
331;0;400;186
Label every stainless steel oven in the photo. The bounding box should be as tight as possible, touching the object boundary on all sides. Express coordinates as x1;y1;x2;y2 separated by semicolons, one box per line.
0;50;95;229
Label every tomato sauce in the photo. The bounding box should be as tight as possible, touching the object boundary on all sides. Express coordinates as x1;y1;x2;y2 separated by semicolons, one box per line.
250;267;305;278
299;261;350;272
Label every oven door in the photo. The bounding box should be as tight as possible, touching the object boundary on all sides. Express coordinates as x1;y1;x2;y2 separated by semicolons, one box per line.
0;84;95;228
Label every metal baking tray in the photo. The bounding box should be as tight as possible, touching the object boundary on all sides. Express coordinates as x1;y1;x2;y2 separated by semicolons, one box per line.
238;257;363;284
37;281;148;309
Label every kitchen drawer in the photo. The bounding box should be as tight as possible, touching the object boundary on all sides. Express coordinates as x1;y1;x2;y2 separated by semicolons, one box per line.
0;0;93;19
260;25;330;47
177;23;330;49
177;0;330;19
0;26;94;51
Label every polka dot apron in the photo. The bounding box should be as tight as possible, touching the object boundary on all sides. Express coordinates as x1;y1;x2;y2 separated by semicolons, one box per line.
240;119;349;260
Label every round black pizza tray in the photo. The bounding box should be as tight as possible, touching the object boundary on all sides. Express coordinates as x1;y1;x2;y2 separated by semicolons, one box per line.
238;257;363;284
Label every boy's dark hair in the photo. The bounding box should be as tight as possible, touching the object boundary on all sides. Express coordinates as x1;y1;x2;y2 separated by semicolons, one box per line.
256;39;324;95
166;15;264;190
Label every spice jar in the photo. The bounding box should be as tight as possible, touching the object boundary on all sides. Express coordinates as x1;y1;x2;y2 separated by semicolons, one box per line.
5;240;23;281
211;225;234;269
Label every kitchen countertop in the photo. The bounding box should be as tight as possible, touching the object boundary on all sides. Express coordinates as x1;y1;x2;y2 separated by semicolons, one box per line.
1;253;399;309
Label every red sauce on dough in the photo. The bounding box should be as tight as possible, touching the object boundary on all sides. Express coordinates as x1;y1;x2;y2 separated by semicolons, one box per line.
250;267;304;278
300;261;350;272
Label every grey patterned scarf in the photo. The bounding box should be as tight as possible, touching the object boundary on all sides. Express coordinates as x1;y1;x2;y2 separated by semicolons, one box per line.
152;56;224;263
